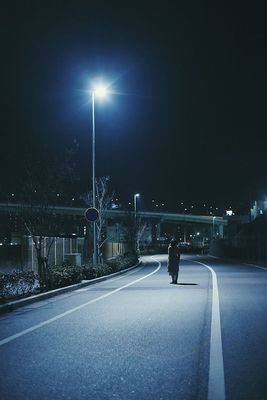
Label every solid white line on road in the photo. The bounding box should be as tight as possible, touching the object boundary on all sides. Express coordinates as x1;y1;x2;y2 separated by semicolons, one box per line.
243;263;267;271
74;264;146;292
193;261;225;400
0;258;161;347
208;254;267;271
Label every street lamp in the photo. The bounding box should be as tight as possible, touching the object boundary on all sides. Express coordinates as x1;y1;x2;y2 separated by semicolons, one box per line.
91;83;108;264
134;193;140;251
213;216;216;238
134;193;140;217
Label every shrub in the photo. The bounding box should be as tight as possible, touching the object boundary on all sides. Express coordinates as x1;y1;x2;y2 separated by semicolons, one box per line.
49;265;82;289
95;264;113;277
81;264;97;280
81;253;138;281
107;253;138;271
0;273;9;299
0;271;39;301
11;271;37;296
81;263;112;279
0;254;139;303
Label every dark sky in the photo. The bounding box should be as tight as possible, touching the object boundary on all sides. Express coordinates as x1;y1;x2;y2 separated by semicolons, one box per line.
1;1;266;211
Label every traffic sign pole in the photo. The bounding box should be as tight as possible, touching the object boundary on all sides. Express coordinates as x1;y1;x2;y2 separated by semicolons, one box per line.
85;207;99;264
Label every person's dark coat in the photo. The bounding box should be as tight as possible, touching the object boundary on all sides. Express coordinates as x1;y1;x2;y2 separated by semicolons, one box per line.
167;244;180;275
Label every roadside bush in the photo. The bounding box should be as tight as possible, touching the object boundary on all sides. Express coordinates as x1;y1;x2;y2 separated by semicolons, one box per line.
82;253;139;280
0;273;9;299
106;253;138;271
49;265;82;289
81;263;112;279
0;254;139;302
95;264;113;277
0;271;39;301
81;264;97;280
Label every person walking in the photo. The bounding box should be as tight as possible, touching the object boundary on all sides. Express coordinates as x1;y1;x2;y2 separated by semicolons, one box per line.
167;239;180;284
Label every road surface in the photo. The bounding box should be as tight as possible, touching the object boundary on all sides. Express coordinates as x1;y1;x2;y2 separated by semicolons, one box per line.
0;255;267;399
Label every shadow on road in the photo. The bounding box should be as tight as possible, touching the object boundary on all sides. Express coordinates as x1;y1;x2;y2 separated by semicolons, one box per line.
177;283;198;286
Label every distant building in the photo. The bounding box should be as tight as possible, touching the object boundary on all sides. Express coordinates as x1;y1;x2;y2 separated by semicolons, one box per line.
250;200;267;220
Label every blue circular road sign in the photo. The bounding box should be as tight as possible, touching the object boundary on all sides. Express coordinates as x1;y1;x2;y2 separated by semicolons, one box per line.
85;207;99;222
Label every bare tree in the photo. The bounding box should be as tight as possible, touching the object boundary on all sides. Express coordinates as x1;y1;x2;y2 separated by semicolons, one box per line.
136;220;148;251
20;201;56;288
81;176;114;263
123;212;148;254
18;144;79;288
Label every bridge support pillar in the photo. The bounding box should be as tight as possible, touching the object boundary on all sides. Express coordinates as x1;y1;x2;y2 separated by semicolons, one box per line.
218;223;224;238
151;222;161;245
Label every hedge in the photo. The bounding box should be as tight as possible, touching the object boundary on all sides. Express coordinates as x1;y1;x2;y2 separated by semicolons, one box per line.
82;253;139;280
48;264;83;289
0;271;39;302
0;253;139;301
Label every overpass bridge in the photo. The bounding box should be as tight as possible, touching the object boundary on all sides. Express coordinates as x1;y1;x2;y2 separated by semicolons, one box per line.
107;209;227;226
0;202;228;271
0;202;227;224
0;202;227;238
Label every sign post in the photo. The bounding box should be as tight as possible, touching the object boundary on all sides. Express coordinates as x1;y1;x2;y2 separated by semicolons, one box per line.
85;208;99;263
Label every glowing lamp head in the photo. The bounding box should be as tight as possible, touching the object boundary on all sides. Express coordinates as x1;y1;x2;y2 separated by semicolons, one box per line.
93;84;108;98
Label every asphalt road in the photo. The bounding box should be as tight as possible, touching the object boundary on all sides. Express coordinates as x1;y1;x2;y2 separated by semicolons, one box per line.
0;254;267;400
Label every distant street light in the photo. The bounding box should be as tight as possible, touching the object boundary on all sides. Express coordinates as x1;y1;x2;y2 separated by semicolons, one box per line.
90;82;109;264
213;216;216;238
134;194;140;252
134;193;140;217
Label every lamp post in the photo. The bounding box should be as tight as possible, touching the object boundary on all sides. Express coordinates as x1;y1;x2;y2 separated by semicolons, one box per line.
134;193;140;218
91;83;108;264
212;216;216;238
134;193;140;251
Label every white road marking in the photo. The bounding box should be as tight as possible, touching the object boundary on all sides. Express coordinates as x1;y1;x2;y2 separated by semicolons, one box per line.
244;263;267;271
193;261;225;400
208;254;267;271
0;258;161;347
74;264;145;293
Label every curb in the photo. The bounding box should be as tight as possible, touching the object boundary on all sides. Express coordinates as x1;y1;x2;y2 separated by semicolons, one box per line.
0;261;142;314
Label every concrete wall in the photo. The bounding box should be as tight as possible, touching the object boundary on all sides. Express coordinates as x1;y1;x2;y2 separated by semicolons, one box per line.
209;238;267;263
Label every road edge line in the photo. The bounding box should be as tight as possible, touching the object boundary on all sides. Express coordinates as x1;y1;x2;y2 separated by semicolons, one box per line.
193;260;225;400
208;254;267;271
0;261;142;314
0;259;161;346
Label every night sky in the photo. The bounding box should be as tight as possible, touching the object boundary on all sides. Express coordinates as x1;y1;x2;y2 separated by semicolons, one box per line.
1;2;266;212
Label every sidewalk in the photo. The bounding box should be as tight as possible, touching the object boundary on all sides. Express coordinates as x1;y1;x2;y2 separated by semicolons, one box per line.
0;261;141;314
